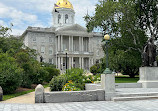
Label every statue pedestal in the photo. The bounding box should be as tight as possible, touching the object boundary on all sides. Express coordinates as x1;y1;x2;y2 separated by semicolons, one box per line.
138;67;158;88
101;74;115;101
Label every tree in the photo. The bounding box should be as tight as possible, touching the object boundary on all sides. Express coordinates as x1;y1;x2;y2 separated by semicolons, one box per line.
0;25;12;37
136;0;158;40
0;53;22;94
15;49;41;88
84;0;148;77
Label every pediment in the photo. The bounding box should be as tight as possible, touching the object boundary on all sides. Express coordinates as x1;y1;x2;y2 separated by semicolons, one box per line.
56;24;87;32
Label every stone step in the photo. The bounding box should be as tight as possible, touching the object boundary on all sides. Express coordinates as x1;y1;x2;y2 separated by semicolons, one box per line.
112;96;158;101
115;92;158;97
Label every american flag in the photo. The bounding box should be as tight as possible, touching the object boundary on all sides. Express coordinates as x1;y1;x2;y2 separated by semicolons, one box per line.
54;4;60;7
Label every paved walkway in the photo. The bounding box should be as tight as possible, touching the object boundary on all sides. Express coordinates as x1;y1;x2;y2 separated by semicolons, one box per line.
1;88;158;110
1;87;50;104
1;100;158;111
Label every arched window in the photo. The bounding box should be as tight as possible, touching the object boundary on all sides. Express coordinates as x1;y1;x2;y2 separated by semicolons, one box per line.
65;14;68;23
58;14;61;24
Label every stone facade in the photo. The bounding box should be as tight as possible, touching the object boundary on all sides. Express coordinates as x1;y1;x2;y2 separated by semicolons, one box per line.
22;0;104;71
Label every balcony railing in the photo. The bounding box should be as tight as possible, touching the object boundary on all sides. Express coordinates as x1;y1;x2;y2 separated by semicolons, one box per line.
56;51;94;55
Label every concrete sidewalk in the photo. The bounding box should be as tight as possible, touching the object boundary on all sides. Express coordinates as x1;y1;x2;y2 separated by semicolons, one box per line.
0;87;50;104
0;100;158;111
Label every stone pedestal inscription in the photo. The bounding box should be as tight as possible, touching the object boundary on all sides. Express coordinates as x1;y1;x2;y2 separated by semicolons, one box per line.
138;67;158;88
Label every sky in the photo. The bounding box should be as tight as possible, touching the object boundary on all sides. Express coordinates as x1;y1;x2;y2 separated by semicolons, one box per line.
0;0;99;35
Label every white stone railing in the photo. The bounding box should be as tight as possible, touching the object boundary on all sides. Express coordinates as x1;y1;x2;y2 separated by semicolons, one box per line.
56;51;94;55
35;84;104;103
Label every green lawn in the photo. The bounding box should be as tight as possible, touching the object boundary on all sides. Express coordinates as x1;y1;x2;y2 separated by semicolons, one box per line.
115;77;139;83
3;89;35;101
3;84;49;101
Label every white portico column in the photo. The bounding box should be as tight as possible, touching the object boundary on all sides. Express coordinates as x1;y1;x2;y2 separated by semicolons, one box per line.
58;35;60;51
69;57;71;68
71;57;74;68
79;37;81;51
81;37;84;51
79;57;82;68
69;36;71;51
61;57;63;70
56;55;58;68
72;36;73;51
82;57;84;69
58;57;61;70
61;35;63;51
89;37;91;52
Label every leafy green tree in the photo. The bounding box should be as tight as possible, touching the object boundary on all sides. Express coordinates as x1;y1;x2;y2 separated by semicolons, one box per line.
136;0;158;40
0;25;13;37
15;50;41;88
0;53;22;94
0;37;23;56
43;67;60;82
84;0;148;77
90;63;103;74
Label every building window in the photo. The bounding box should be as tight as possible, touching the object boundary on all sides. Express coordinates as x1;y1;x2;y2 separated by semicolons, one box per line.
58;14;61;23
49;47;53;55
41;46;45;54
33;37;36;42
49;59;53;64
65;14;68;23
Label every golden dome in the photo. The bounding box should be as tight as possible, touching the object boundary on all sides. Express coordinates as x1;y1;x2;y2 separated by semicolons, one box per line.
55;0;73;9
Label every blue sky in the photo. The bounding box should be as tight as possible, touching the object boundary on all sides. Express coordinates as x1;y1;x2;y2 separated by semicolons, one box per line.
0;0;99;35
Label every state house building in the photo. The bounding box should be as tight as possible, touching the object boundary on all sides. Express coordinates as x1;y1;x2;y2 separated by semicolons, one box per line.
22;0;104;71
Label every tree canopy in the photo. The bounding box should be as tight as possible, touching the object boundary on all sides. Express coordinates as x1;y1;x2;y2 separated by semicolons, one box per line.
84;0;153;77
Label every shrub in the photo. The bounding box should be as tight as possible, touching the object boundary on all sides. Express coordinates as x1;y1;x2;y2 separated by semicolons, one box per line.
43;67;60;82
33;67;49;84
49;74;68;91
90;63;102;74
62;80;81;91
65;68;85;90
0;53;22;94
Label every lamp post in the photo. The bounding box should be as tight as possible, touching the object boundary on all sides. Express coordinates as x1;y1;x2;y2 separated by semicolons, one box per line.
103;34;112;74
65;49;68;70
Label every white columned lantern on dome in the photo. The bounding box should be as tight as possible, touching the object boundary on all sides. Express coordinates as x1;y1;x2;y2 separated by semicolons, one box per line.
52;0;75;27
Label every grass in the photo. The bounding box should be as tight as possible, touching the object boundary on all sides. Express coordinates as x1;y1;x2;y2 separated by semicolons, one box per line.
2;84;49;101
3;89;35;101
115;76;139;83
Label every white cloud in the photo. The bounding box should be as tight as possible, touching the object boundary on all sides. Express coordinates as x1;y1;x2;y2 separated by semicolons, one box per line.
0;20;4;26
11;28;24;35
0;3;37;23
0;0;98;35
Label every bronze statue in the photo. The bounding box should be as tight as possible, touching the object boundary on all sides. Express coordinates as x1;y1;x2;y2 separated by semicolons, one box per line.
142;38;157;67
40;56;43;63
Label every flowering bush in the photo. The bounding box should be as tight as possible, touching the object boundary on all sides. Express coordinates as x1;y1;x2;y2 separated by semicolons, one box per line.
62;80;81;91
50;68;101;92
49;74;68;91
